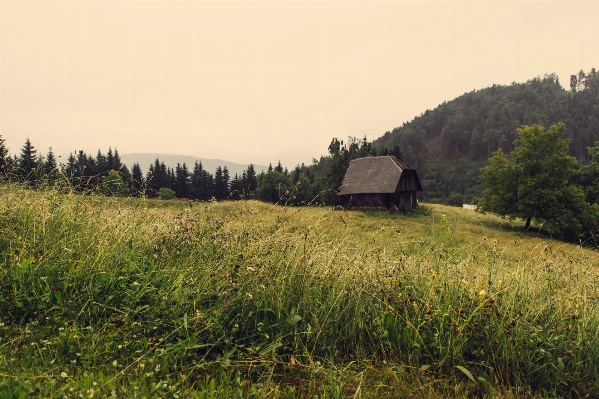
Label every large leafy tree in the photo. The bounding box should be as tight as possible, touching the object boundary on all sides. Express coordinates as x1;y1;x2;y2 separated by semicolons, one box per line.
479;123;598;239
578;142;599;204
256;170;293;203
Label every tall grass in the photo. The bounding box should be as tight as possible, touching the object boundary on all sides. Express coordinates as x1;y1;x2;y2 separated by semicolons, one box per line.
1;183;598;398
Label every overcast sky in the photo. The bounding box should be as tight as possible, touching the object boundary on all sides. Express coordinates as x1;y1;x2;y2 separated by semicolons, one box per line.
2;1;599;168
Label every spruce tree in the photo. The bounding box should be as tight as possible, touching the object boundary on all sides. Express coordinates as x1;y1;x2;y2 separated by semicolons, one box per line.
113;148;123;171
167;167;176;190
106;147;114;171
223;166;230;197
63;153;77;184
96;150;107;175
245;164;257;193
145;164;156;197
174;163;190;198
214;166;225;200
44;148;58;181
275;160;283;173
190;161;204;200
18;138;39;181
229;173;242;199
131;162;144;197
119;165;132;188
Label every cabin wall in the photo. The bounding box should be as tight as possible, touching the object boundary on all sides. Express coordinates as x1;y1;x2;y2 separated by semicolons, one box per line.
396;191;417;210
396;170;422;192
338;194;385;210
339;191;417;211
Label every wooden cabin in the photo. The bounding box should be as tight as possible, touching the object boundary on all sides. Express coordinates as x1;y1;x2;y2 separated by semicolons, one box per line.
337;156;423;211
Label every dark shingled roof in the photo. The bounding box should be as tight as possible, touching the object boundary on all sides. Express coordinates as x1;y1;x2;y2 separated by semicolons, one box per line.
338;156;419;195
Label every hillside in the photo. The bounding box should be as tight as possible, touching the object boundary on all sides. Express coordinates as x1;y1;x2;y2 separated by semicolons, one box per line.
1;185;598;397
373;70;599;202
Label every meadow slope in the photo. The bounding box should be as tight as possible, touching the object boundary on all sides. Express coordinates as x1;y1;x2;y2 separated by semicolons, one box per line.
1;185;598;398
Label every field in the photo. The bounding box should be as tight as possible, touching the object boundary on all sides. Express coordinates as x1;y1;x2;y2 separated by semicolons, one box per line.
1;184;598;398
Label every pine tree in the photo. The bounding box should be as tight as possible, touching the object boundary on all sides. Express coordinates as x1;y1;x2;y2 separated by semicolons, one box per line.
18;138;39;181
63;153;77;184
131;162;144;197
120;165;132;188
145;164;156;197
167;167;175;190
223;166;230;197
190;161;204;200
174;163;190;198
96;150;107;175
113;149;122;169
245;164;257;194
275;160;283;173
214;166;225;200
229;173;242;199
43;148;58;181
106;147;114;171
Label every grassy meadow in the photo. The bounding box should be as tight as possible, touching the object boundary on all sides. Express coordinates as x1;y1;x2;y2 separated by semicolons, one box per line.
1;184;598;398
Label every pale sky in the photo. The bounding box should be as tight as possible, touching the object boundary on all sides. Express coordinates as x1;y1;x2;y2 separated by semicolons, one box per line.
2;1;599;168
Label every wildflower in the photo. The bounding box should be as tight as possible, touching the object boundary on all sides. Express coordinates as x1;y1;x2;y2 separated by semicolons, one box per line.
461;279;468;285
51;285;59;291
479;290;486;297
431;273;437;278
539;349;546;356
60;372;68;378
112;360;118;367
221;291;229;296
246;292;253;300
247;266;255;272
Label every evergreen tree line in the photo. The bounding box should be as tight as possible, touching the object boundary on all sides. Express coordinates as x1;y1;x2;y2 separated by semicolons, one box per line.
373;68;599;202
0;135;401;206
0;137;257;200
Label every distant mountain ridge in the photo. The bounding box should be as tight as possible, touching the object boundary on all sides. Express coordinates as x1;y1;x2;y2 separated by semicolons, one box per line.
120;153;268;177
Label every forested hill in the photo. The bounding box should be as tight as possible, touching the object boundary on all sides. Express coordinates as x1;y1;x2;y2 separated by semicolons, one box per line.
373;69;599;202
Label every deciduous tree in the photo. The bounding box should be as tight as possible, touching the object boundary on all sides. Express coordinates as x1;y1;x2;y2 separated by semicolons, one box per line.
479;123;598;239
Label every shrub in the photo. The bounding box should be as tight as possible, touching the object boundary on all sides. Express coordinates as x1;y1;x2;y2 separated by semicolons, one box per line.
157;187;176;200
444;192;464;207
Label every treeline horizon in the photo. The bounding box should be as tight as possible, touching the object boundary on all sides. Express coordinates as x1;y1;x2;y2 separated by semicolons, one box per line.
5;67;598;205
0;135;404;205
